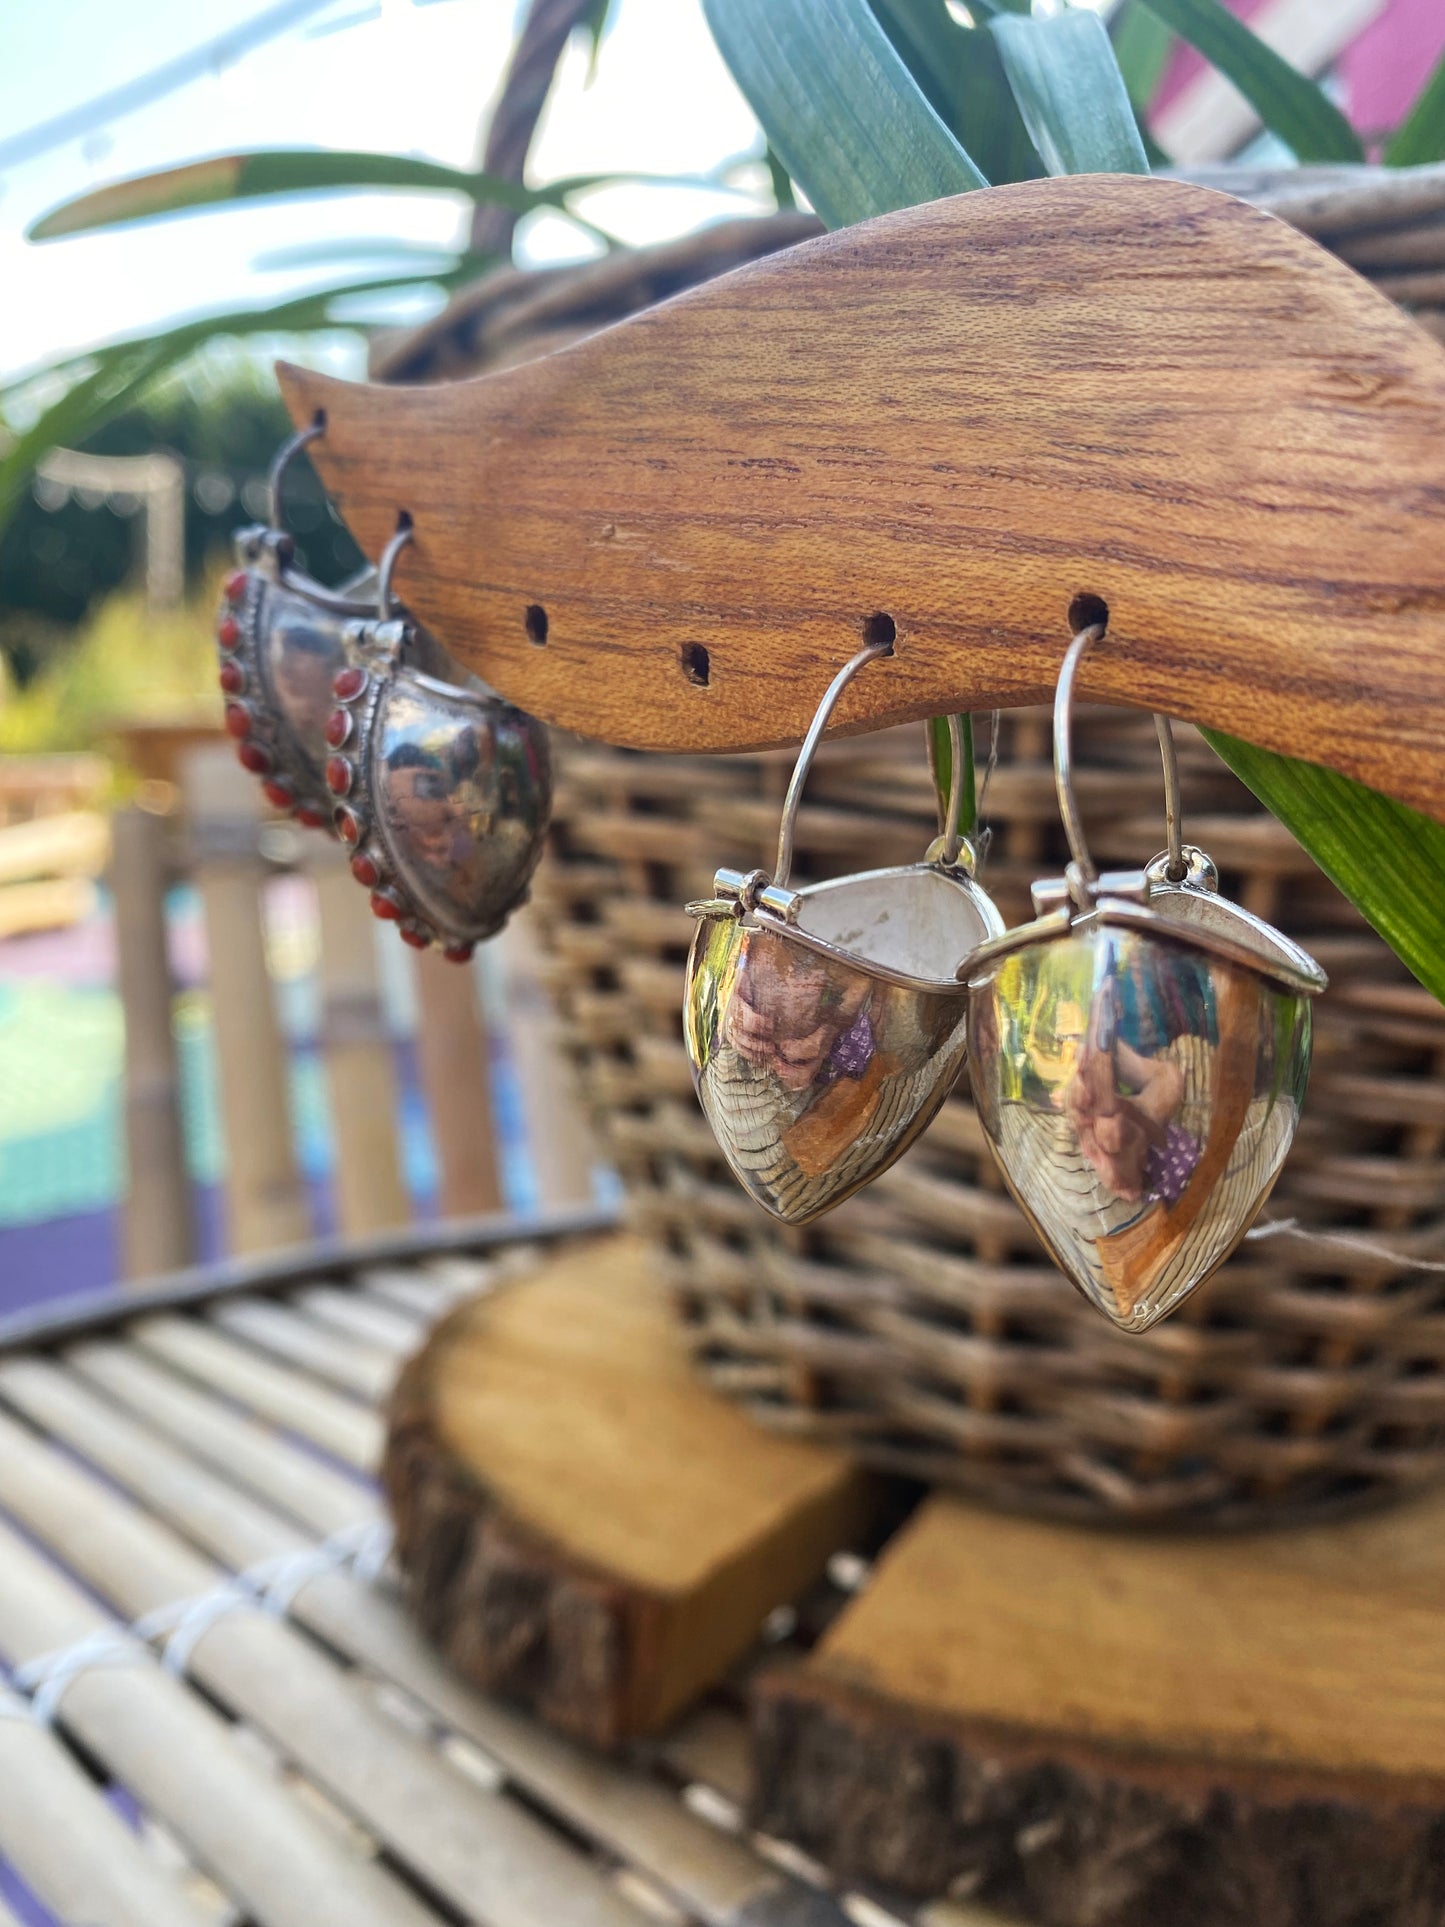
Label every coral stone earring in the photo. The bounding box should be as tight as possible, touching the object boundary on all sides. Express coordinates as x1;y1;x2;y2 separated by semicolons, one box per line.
217;418;380;830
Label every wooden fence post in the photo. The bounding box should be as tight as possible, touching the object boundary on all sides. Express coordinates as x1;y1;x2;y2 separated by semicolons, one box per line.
112;805;193;1280
412;948;502;1218
308;843;411;1237
181;749;309;1256
495;908;597;1209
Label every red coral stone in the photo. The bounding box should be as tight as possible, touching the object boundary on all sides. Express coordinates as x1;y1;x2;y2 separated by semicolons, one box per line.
218;659;246;696
369;890;401;922
224;570;249;604
325;755;353;795
223;703;252;740
295;805;328;830
324;708;352;749
237;741;272;775
350;853;381;888
336;808;361;844
399;925;430;949
217;615;241;651
261;780;294;811
332;665;367;702
443;942;475;965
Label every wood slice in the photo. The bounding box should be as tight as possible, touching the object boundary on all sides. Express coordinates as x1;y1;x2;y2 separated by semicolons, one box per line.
752;1493;1445;1927
382;1234;879;1748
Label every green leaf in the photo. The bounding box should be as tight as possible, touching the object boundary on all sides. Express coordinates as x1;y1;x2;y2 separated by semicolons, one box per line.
869;0;1043;185
0;265;476;534
1109;0;1176;166
702;0;987;229
764;145;799;211
1110;0;1174;107
1385;44;1445;166
1137;0;1364;163
991;10;1149;177
1204;731;1445;1003
27;150;648;244
928;713;977;841
575;0;619;84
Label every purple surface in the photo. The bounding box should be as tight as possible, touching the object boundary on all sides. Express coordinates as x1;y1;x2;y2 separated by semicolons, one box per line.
0;1862;57;1927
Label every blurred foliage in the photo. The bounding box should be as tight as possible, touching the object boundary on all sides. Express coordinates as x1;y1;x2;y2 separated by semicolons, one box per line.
0;357;363;687
0;578;223;756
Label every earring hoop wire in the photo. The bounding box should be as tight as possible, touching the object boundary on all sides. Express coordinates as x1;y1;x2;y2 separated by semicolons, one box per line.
1054;622;1186;889
376;522;414;621
267;417;324;532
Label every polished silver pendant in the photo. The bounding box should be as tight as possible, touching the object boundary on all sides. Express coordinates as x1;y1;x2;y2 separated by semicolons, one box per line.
216;421;380;830
960;626;1327;1333
324;530;552;962
685;642;1004;1224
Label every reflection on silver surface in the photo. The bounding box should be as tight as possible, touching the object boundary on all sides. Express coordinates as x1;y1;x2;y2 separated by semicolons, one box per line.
966;908;1314;1332
258;583;351;791
686;864;1001;1224
370;669;552;944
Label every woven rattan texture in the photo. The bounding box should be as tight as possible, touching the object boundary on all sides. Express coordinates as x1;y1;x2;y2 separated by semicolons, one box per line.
383;172;1445;1527
531;713;1445;1526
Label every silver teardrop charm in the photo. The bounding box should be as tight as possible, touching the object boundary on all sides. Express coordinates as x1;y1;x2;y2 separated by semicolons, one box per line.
685;643;1004;1224
961;626;1326;1332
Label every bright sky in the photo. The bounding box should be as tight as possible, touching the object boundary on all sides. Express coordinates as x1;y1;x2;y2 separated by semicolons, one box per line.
0;0;764;384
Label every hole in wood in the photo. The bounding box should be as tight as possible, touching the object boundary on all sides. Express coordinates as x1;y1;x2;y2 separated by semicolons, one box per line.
1069;592;1109;634
525;604;548;646
863;612;897;652
681;642;710;687
395;507;413;531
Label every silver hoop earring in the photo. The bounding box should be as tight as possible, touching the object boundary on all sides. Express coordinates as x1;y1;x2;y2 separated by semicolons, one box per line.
685;639;1005;1224
960;621;1327;1333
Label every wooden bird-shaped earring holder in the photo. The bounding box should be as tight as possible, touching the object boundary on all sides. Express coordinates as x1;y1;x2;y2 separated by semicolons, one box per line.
279;173;1445;826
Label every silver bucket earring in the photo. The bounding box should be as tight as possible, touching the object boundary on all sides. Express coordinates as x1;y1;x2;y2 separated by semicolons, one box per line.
685;638;1005;1224
216;417;386;828
323;522;553;962
960;621;1327;1334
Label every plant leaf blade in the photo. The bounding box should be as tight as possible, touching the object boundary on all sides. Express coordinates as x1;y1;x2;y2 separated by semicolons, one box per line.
1385;45;1445;167
1204;730;1445;1003
702;0;987;229
990;10;1149;177
1137;0;1364;163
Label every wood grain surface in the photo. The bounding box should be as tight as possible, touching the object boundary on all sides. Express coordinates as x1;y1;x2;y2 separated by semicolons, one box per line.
751;1491;1445;1924
279;176;1445;821
382;1234;877;1746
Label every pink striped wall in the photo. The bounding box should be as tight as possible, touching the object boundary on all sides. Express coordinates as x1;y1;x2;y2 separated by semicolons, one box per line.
1152;0;1445;150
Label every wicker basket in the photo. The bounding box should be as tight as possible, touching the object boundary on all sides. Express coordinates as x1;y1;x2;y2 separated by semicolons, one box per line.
386;169;1445;1527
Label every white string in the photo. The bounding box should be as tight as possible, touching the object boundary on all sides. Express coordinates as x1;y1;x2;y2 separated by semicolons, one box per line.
0;1516;394;1726
1245;1216;1445;1275
14;1629;153;1727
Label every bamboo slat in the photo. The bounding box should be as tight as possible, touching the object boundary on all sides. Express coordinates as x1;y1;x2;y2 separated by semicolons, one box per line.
0;1512;436;1927
132;1315;382;1469
0;1693;214;1927
1;1342;842;1927
207;1295;397;1402
67;1338;374;1538
0;1388;647;1927
0;1221;981;1927
293;1282;426;1353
